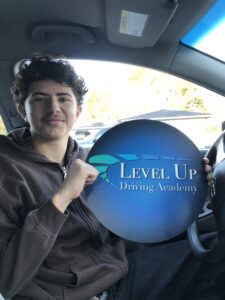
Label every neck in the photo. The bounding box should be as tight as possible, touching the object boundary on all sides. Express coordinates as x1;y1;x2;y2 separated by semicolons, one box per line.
32;137;68;164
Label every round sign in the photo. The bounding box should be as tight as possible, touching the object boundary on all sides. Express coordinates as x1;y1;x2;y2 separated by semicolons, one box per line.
85;119;207;243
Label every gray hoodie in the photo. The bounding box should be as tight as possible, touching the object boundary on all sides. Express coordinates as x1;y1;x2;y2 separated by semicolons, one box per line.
0;128;128;300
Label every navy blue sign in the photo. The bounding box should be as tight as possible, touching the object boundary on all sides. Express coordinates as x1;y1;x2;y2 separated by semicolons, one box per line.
85;119;207;243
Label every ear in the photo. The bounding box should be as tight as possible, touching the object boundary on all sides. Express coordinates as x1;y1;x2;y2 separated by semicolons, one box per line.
76;105;82;118
17;103;27;120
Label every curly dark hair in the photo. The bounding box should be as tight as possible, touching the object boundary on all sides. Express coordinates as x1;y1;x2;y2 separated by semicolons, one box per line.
11;53;88;105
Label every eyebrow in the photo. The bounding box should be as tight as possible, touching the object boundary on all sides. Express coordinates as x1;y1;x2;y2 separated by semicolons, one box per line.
31;92;73;97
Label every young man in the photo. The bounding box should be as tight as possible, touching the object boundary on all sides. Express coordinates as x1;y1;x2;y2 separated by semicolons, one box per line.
0;54;128;300
0;54;221;300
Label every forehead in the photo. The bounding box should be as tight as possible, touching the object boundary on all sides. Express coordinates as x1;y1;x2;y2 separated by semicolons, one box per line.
28;80;75;96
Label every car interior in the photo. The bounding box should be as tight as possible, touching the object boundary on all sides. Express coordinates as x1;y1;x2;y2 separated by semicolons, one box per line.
0;0;225;298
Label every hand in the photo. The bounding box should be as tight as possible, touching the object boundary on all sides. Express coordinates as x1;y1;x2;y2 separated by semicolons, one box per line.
202;157;213;183
52;159;99;212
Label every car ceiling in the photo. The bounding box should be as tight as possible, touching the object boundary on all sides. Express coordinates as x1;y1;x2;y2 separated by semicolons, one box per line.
0;0;222;132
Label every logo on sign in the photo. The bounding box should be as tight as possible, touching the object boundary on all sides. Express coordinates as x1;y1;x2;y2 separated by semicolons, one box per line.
88;153;199;195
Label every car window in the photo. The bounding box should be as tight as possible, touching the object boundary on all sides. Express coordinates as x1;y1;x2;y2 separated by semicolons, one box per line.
0;117;6;135
182;0;225;63
71;60;225;150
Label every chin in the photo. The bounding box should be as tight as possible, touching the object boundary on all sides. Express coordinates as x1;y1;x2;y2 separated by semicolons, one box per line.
43;131;69;141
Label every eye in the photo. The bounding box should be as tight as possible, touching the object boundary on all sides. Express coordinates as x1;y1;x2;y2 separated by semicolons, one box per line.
32;96;47;103
59;96;72;102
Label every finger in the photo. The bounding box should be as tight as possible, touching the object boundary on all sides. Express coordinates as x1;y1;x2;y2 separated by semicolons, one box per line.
85;179;94;184
85;174;98;184
203;157;209;165
204;164;212;173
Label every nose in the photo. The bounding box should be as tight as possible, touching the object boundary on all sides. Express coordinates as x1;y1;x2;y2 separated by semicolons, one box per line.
46;97;61;114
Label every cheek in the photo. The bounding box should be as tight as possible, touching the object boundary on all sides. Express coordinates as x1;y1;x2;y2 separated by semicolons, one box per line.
69;111;79;123
24;104;42;127
25;103;36;117
66;104;80;121
26;103;44;117
24;102;31;115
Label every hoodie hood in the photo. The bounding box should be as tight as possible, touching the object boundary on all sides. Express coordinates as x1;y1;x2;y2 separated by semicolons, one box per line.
0;127;85;164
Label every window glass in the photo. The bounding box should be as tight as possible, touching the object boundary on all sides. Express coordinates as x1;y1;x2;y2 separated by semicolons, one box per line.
182;0;225;62
71;60;225;150
0;116;7;135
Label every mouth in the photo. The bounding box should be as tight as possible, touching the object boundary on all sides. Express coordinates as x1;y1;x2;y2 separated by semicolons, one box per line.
42;118;65;125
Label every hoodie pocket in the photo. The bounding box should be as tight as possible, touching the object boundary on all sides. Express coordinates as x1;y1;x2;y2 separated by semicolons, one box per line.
69;251;122;288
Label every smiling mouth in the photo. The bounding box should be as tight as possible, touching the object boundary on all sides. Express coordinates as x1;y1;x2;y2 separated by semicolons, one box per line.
43;118;65;125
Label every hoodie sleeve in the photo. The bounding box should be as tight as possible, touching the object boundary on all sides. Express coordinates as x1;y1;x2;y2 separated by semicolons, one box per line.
0;187;68;298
